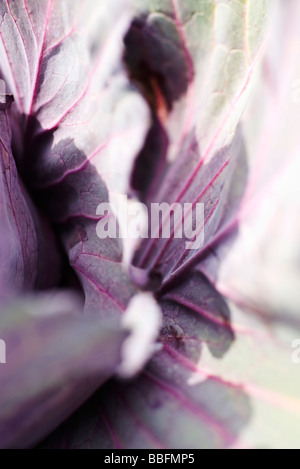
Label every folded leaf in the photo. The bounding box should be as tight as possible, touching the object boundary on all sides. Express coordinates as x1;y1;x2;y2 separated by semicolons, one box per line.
40;272;248;449
0;0;151;319
199;0;300;320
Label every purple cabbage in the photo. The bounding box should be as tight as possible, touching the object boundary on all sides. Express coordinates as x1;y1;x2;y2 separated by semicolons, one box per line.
0;0;300;449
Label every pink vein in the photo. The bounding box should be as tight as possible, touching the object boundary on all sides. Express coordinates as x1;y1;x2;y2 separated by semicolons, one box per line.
0;141;27;280
73;263;126;312
166;292;276;341
143;369;233;443
98;407;122;449
113;389;166;449
27;0;53;117
173;195;221;273
24;0;36;43
139;37;267;272
34;141;107;189
34;120;143;189
6;0;31;92
164;293;231;329
143;159;229;271
164;344;300;415
171;0;195;141
38;15;128;132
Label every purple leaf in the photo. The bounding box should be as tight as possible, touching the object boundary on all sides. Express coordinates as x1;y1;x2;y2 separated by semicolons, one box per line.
127;0;268;286
2;0;298;451
0;0;151;319
0;0;164;430
31;0;273;449
39;272;246;449
40;353;250;449
133;128;247;284
181;4;300;445
159;271;234;360
0;291;127;449
199;0;300;320
0;102;60;293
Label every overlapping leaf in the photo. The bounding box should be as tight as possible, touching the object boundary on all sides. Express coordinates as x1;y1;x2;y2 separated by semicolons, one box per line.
0;0;160;449
41;272;248;449
0;292;127;448
128;0;269;284
0;0;152;319
0;101;60;293
38;0;274;449
1;0;299;451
